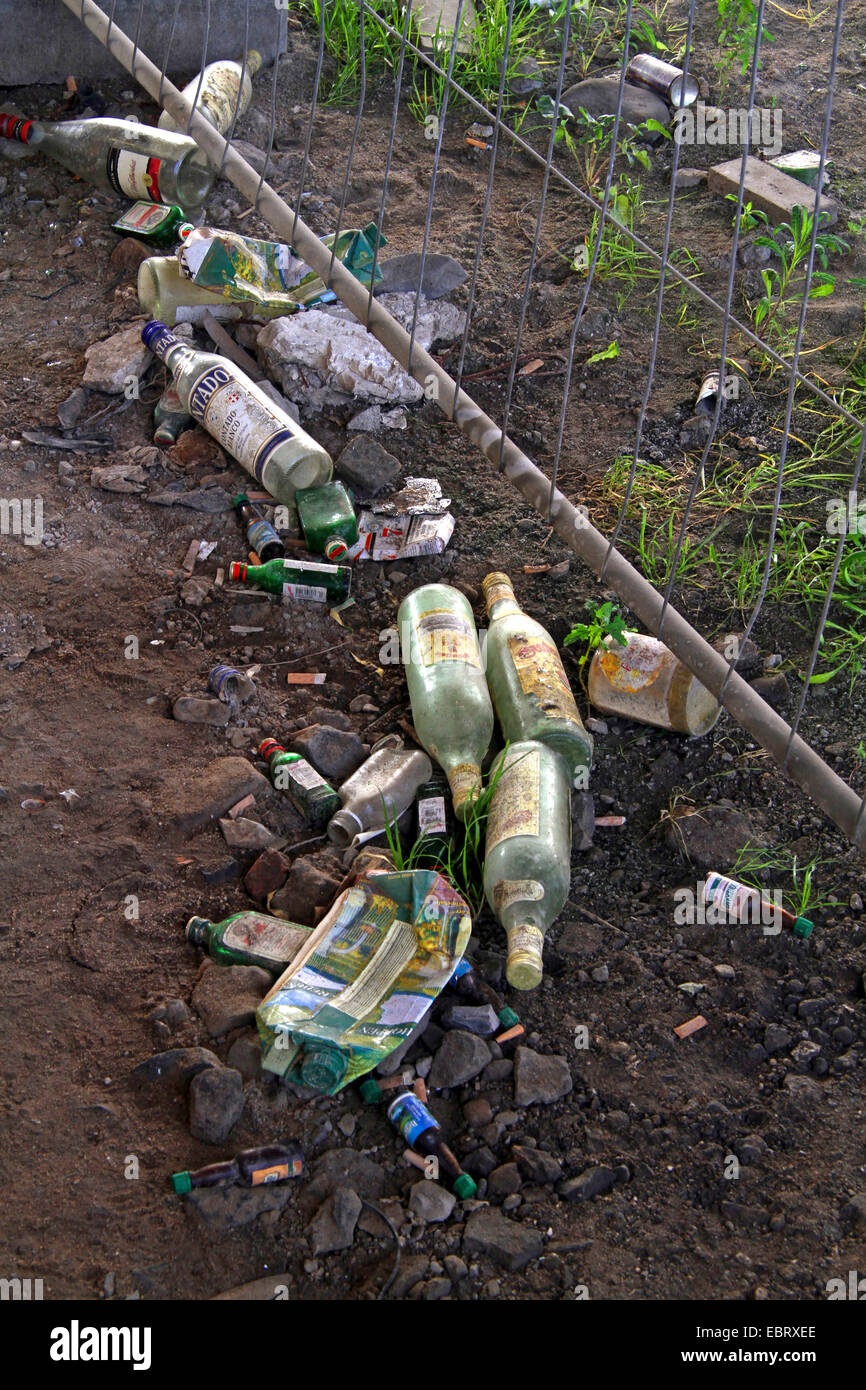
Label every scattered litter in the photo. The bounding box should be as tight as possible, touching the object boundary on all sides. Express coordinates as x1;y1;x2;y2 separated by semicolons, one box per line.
587;631;721;735
285;672;327;685
594;814;626;827
347;405;409;432
57;787;80;807
21;430;110;451
354;510;455;562
227;794;255;819
90;461;149;493
171;1142;303;1196
674;1015;708;1039
181;538;201;575
209;664;256;707
769;149;828;189
625;53;699;107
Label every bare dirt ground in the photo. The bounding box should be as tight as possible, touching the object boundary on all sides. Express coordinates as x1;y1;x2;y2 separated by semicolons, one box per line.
1;2;865;1303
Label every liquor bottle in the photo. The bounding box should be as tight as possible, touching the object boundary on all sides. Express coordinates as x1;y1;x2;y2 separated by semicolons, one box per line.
158;50;263;136
139;255;268;326
327;746;433;847
0;114;215;211
483;740;572;990
299;1043;349;1092
234;494;285;562
171;1142;303;1194
229;557;351;604
702;872;813;938
295;482;359;560
153;384;193;445
387;1093;477;1199
482;572;593;788
185;910;312;974
258;737;341;830
397;584;494;822
111;201;194;247
141;320;333;502
587;631;721;735
414;775;454;864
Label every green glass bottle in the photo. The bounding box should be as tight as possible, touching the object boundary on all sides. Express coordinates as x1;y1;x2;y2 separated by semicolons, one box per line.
483;741;572;990
186;911;312;975
111;201;194;247
397;584;494;822
300;1043;348;1092
229;556;351;603
259;738;341;829
296;482;359;560
482;571;593;788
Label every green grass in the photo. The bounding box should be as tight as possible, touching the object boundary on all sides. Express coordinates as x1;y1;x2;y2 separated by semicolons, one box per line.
730;841;842;918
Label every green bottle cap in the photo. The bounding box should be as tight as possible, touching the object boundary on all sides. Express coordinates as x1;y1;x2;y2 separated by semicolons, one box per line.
793;916;814;939
300;1045;348;1092
453;1173;477;1201
360;1079;382;1104
233;492;250;508
498;1007;520;1029
171;1170;192;1195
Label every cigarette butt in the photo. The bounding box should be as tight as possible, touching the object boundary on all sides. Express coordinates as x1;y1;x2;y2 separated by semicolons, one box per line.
413;1077;428;1104
496;1024;525;1045
65;76;78;95
377;1071;413;1092
523;563;550;574
215;567;224;587
227;794;255;819
594;815;626;827
285;672;327;686
403;1149;428;1173
674;1014;708;1039
248;550;260;565
465;137;489;149
182;538;200;574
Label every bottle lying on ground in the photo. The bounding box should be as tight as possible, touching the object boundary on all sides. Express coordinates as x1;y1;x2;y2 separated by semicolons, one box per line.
138;255;271;325
142;320;333;503
327;745;433;847
398;584;495;822
482;571;594;788
229;556;351;604
171;1142;303;1194
258;737;341;829
153;383;193;445
185;911;312;973
483;740;572;990
112;200;194;248
158;50;262;136
296;482;359;559
587;630;721;735
0;114;215;211
702;872;813;938
388;1093;477;1199
234;493;285;562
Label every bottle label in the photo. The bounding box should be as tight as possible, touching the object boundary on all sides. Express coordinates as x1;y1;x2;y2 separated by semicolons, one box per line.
282;583;327;603
106;148;164;202
114;200;174;233
187;365;299;483
415;608;480;667
507;923;545;959
250;1162;291;1185
598;633;664;694
507;634;584;726
388;1092;436;1145
418;794;447;835
493;878;545;914
483;575;518;612
486;747;540;851
222;914;309;964
449;763;481;809
288;758;328;791
703;873;760;922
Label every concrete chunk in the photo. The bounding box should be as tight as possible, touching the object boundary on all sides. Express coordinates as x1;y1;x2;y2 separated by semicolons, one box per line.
707;155;837;226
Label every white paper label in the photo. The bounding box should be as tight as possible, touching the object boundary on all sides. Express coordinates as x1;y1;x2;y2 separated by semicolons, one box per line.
282;582;327;603
290;759;328;790
107;148;163;201
418;794;447;835
188;365;296;483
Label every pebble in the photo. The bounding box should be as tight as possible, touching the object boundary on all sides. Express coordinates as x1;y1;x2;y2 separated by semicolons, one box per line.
559;1165;618;1202
409;1181;456;1224
463;1097;493;1128
463;1208;544;1272
289;724;366;782
192;963;272;1038
338;1113;356;1138
488;1163;522;1198
188;1067;245;1145
440;1003;500;1036
591;964;610;984
310;1186;362;1254
513;1047;572;1107
428;1030;492;1090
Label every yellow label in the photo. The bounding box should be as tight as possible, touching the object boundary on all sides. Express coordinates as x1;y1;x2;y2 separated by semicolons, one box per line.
415;608;480;667
598;633;664;694
449;762;481;807
483;573;516;612
507;633;583;724
493;878;545;914
507;923;545;958
251;1162;294;1185
486;748;540;851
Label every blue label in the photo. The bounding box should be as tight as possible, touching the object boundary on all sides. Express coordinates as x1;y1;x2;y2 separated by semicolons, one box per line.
189;365;232;421
248;517;282;551
388;1093;436;1145
252;427;297;485
142;320;179;358
451;958;471;983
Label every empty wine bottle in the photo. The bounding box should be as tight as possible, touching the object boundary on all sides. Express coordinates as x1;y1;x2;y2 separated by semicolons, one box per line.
296;482;359;560
171;1141;302;1194
327;745;433;847
158;50;262;136
153;384;193;445
0;114;215;211
387;1093;477;1199
142;320;333;502
229;556;351;603
397;584;494;822
234;494;285;562
186;911;312;974
258;738;341;829
484;741;572;990
111;200;194;247
482;571;593;788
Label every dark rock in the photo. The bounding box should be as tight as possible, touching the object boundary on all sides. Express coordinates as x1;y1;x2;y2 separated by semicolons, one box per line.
131;1047;221;1090
463;1207;544;1271
168;757;270;838
308;705;352;731
421;1276;453;1300
720;1200;770;1229
512;1145;563;1185
186;1181;292;1231
57;387;87;430
226;1032;262;1082
679;413;713;449
508;55;543;95
188;1066;245;1144
192;962;273;1037
663;802;758;870
463;1146;498;1179
389;1254;429;1299
763;1023;792;1054
335;436;402;499
482;1058;514;1084
748;673;791;710
269;854;344;927
712;631;761;677
573;792;595;851
576;307;613;341
840;1193;866;1227
440;1004;500;1036
428;1031;492;1089
243;847;291;903
513;1047;572;1106
200;859;241;886
290;724;366;782
488;1162;522;1198
374;253;467;302
463;1098;494;1129
109;236;151;275
675;167;707;189
736;1134;769;1165
409;1181;456;1223
444;1254;468;1281
299;1148;386;1216
560;1165;617;1201
562;77;670;131
311;1186;362;1254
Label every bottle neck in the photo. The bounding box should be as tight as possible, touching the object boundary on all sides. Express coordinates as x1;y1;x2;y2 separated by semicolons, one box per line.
483;573;521;620
487;594;521;620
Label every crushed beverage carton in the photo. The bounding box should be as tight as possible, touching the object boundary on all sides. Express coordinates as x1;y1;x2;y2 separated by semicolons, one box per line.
347;477;454;561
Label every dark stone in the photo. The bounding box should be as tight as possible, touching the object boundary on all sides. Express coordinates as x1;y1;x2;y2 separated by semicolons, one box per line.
463;1146;498;1179
373;253;467;302
268;853;344;927
748;673;791;710
463;1207;544;1271
335;436;402;500
663;802;758;870
440;1004;500;1037
308;705;352;731
560;1165;617;1201
172;695;230;726
513;1145;563;1185
311;1186;362;1254
192;962;273;1037
562;77;670;131
168;757;270;838
188;1067;245;1144
488;1162;522;1198
289;724;366;782
299;1148;386;1216
243;847;291;903
131;1047;221;1090
573;792;595;851
428;1031;492;1089
186;1181;292;1231
513;1047;572;1106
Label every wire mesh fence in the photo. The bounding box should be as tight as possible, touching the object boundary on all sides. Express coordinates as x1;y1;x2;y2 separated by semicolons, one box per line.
65;0;866;851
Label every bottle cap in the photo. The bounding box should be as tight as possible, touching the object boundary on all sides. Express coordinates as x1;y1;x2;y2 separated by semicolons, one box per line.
229;561;246;581
324;536;348;560
171;1170;192;1195
258;737;285;759
793;916;813;939
141;318;173;350
185;916;209;945
300;1045;348;1092
453;1173;477;1201
233;493;251;508
506;925;545;991
359;1079;382;1104
498;1006;520;1029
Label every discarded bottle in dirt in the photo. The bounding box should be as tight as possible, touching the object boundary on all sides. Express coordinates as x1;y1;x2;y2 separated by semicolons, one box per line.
482;571;593;789
327;745;433;847
138;255;266;325
141;320;333;502
158;50;263;136
0;114;215;210
234;493;286;562
171;1141;303;1194
387;1093;477;1199
259;737;341;830
414;775;455;864
695;368;742;417
153;383;193;445
111;200;194;248
300;1043;348;1092
296;481;359;560
398;584;494;822
484;741;572;991
208;663;256;707
702;872;813;938
587;631;721;735
625;54;699;107
229;556;351;603
186;910;312;973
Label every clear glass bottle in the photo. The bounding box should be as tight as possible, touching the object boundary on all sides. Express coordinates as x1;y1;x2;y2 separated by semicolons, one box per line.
483;741;572;990
327;746;433;847
587;631;722;735
482;572;593;788
0;114;215;211
397;584;494;822
142;320;333;503
158;50;263;136
138;255;266;325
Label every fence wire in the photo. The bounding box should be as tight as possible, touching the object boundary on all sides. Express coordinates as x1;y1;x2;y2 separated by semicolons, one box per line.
62;0;866;853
